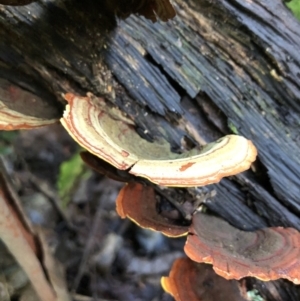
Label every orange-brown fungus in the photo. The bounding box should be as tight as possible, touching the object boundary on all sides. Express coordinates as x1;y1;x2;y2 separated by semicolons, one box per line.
184;213;300;283
162;258;247;301
116;182;188;237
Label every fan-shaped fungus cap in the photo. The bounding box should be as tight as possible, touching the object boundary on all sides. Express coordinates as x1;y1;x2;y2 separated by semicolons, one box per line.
116;182;189;237
0;100;57;130
80;151;133;183
61;93;257;187
162;258;247;301
0;82;59;130
184;213;300;284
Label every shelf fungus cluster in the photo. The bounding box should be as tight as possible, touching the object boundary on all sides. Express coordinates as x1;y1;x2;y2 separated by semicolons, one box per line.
60;93;300;291
60;93;257;187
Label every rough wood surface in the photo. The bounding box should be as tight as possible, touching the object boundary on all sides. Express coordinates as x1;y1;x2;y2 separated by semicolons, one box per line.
1;0;300;299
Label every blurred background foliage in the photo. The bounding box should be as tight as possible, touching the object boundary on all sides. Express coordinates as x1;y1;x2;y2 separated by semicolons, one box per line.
287;0;300;20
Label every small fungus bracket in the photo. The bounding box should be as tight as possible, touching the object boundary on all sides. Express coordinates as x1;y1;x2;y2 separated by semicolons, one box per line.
116;182;189;237
162;258;248;301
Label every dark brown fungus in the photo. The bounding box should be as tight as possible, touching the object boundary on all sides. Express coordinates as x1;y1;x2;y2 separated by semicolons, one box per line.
109;0;176;22
144;0;176;22
0;0;35;5
80;151;133;183
184;213;300;283
116;182;188;237
161;258;247;301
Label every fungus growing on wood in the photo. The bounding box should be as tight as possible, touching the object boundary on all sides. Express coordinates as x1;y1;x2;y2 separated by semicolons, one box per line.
184;213;300;284
80;151;133;183
161;258;247;301
141;0;176;22
61;93;257;187
116;182;189;237
0;0;35;5
0;100;57;130
110;0;176;22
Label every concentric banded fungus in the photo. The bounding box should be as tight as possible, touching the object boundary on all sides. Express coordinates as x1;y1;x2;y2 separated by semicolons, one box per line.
162;258;247;301
116;182;189;237
61;93;257;187
0;100;57;130
185;213;300;283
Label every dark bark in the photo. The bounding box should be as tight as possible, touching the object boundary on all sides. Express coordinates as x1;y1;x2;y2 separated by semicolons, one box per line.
1;0;300;299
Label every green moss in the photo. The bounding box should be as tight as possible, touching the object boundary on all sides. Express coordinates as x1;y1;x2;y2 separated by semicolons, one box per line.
0;131;18;155
247;289;265;301
227;121;239;134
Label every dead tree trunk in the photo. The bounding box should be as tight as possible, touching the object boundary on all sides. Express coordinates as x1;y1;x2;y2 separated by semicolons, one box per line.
1;0;300;299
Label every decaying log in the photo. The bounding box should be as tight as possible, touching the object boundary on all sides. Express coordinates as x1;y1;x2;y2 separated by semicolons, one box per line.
1;0;300;299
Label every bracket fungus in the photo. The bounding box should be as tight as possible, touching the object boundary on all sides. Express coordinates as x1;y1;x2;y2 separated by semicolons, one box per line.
116;182;189;237
162;258;247;301
0;81;59;130
132;0;176;22
108;0;175;22
144;0;176;22
0;0;35;5
61;93;257;187
80;151;134;183
184;213;300;284
0;100;57;130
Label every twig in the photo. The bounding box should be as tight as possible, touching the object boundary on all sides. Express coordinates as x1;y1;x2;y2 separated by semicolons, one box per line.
71;199;104;293
0;176;56;301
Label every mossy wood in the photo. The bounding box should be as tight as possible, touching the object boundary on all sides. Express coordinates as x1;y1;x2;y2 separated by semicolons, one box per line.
1;0;300;299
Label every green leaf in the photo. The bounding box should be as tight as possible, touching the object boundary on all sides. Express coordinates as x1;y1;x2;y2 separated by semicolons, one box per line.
57;151;89;208
287;0;300;20
0;131;18;155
